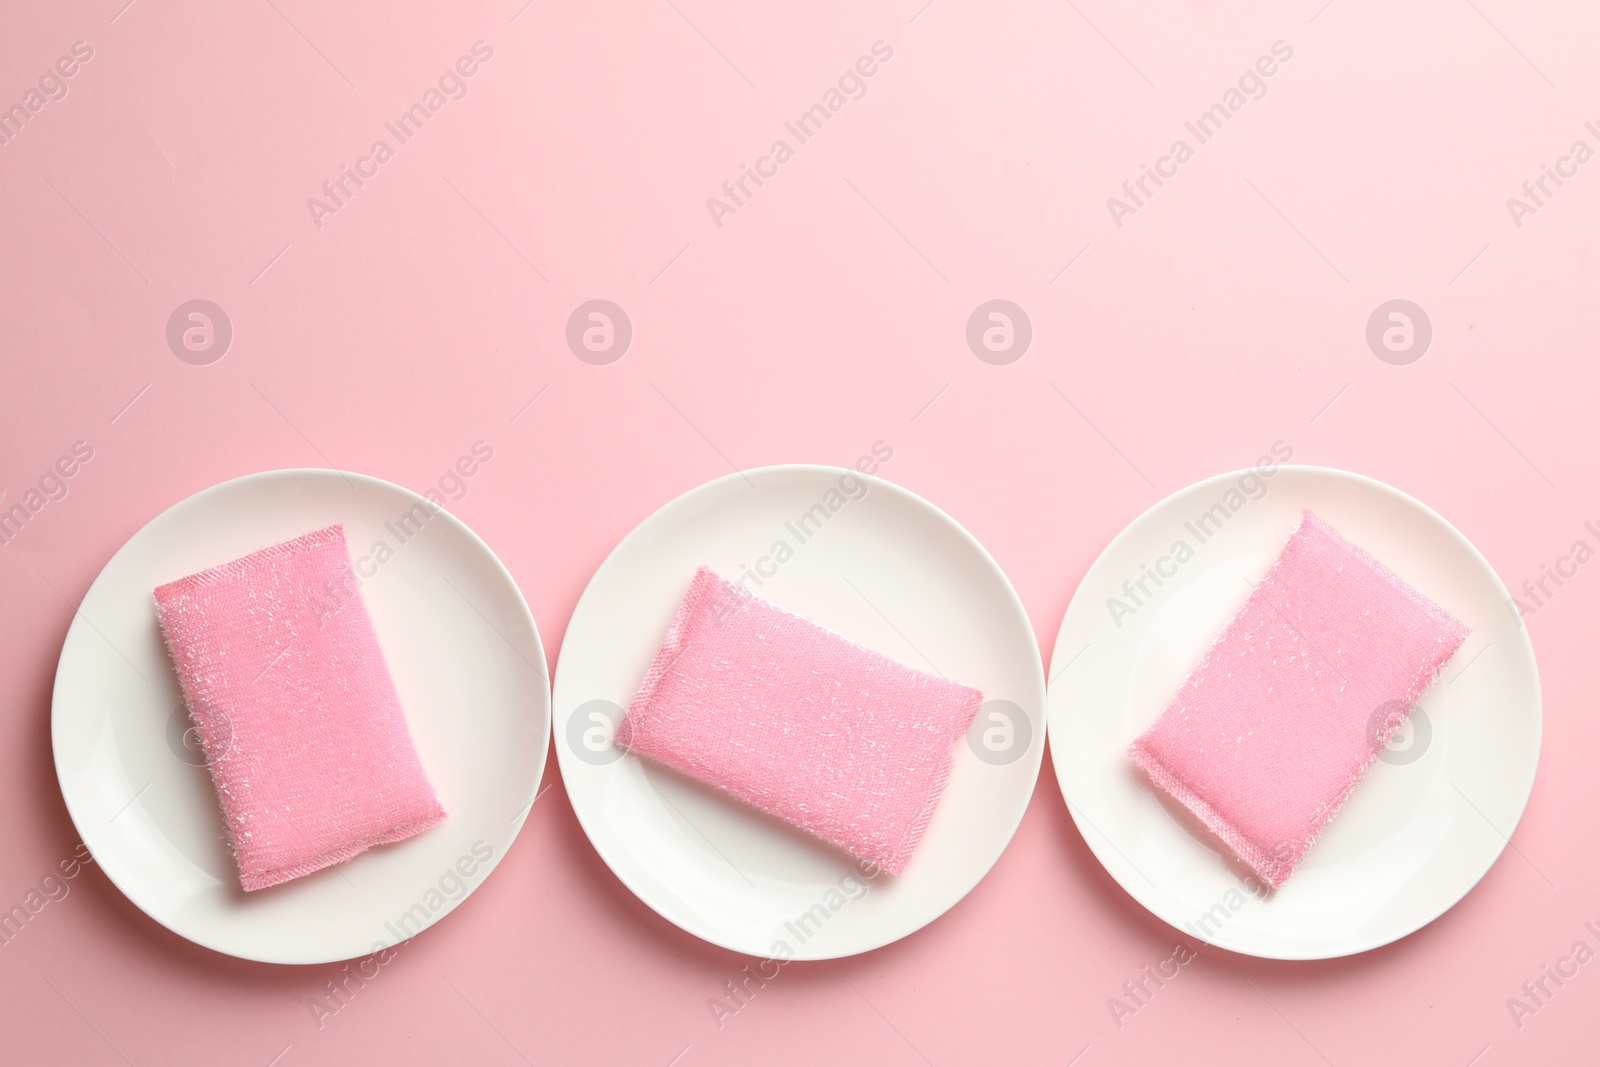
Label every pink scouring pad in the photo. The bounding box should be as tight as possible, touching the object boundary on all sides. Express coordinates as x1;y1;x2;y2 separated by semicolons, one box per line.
154;524;445;891
1128;511;1469;888
616;566;984;876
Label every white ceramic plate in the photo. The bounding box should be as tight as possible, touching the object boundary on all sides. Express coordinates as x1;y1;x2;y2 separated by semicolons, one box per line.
554;465;1045;959
1048;464;1541;959
52;469;549;964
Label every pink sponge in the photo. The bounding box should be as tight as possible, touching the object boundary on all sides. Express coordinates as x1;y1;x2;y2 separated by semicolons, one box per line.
154;525;445;891
1129;511;1469;888
616;567;984;875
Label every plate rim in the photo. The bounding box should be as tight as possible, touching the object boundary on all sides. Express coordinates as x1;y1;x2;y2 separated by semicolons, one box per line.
50;466;552;965
552;462;1047;960
1046;462;1543;960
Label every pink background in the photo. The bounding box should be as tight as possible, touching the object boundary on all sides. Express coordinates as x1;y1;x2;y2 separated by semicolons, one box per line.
2;0;1595;1063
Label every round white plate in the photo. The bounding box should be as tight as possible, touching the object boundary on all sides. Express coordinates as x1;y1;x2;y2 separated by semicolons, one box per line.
52;469;549;964
554;465;1045;959
1048;464;1541;959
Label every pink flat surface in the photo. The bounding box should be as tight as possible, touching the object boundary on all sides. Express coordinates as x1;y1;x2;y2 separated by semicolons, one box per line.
1;1;1594;1065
